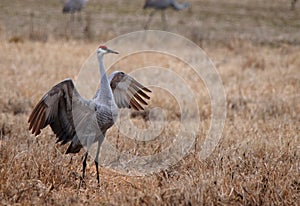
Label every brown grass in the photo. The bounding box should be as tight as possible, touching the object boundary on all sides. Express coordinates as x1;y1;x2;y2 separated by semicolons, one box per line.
0;0;299;205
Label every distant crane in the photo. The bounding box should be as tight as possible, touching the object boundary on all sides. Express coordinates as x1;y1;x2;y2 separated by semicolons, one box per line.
28;45;151;185
62;0;89;21
143;0;190;30
291;0;297;10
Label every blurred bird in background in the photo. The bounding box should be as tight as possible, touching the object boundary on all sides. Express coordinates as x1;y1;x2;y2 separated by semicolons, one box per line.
62;0;89;21
143;0;190;30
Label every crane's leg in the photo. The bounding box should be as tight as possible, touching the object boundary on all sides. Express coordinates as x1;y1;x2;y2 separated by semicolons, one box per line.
70;13;75;23
94;148;100;185
77;11;82;22
291;0;297;10
78;152;88;188
94;137;104;186
161;10;167;30
94;160;100;185
144;10;157;30
82;152;88;179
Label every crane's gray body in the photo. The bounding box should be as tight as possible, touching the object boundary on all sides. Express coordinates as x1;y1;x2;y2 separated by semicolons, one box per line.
291;0;297;10
143;0;190;29
144;0;189;11
28;47;151;185
67;96;118;154
63;0;88;13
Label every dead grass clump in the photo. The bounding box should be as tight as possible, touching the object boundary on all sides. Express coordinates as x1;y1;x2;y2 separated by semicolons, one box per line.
28;12;48;42
0;122;12;138
242;55;266;70
8;36;24;44
1;98;31;115
29;31;48;43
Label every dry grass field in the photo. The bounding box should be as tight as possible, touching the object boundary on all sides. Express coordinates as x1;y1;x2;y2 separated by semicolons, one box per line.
0;0;299;205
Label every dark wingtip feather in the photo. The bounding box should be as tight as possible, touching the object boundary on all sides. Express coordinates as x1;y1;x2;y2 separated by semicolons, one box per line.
129;93;144;111
142;87;152;93
35;130;41;136
31;106;45;136
137;90;150;100
28;101;43;125
133;93;148;105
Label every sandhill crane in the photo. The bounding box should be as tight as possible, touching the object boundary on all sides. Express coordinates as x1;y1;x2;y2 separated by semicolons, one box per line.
143;0;190;30
28;45;151;185
291;0;298;10
62;0;89;21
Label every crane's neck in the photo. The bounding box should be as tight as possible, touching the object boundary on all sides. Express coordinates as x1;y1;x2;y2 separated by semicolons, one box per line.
94;54;115;106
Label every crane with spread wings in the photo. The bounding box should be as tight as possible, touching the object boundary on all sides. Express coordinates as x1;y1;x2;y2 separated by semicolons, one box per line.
28;46;151;185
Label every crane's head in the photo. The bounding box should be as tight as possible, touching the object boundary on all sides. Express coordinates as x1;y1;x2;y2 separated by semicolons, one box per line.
97;45;119;56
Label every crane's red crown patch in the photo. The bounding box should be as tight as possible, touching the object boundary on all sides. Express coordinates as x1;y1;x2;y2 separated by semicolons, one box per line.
98;45;107;50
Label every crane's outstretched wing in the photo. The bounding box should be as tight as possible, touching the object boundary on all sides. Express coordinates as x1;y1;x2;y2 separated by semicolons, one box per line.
28;79;97;152
109;71;151;111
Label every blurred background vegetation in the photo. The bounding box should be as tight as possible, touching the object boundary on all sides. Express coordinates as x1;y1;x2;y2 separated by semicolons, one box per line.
1;0;300;45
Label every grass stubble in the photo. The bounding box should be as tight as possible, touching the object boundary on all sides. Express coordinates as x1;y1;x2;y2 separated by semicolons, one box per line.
0;0;299;205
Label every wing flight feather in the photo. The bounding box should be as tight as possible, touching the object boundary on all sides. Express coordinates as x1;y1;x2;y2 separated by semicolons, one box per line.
109;72;151;111
28;79;95;147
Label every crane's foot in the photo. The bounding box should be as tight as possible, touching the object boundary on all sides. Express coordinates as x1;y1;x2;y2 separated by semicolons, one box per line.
96;176;100;187
78;176;86;189
95;160;101;187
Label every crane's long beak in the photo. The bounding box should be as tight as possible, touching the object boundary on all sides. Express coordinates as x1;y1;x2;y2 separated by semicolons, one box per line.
107;49;119;54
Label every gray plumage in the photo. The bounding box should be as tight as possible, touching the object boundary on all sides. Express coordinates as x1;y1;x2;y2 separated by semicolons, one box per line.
291;0;297;10
62;0;88;13
143;0;190;29
144;0;189;10
28;46;151;185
